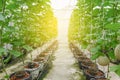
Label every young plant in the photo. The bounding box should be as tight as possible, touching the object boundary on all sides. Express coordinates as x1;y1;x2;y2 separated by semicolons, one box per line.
0;47;9;79
22;45;33;62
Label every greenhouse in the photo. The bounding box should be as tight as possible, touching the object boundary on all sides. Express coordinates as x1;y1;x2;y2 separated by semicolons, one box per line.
0;0;120;80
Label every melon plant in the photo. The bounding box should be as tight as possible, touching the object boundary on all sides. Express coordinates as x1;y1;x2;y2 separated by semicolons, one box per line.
0;48;9;79
69;0;120;76
97;56;110;66
0;0;57;62
114;44;120;60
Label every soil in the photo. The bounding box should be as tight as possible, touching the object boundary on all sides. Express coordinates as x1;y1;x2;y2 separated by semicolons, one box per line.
96;78;108;80
70;43;108;80
81;62;97;69
34;57;45;62
86;69;104;77
74;53;83;58
80;58;91;62
78;56;90;62
24;62;39;69
10;71;30;80
76;53;83;56
78;56;87;59
39;53;48;57
39;54;45;57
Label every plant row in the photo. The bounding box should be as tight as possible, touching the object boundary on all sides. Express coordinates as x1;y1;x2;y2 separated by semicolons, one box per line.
68;0;120;76
70;43;108;80
2;40;58;80
0;0;57;70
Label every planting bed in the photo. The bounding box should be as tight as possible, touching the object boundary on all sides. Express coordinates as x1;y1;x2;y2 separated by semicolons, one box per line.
0;40;58;80
69;42;108;80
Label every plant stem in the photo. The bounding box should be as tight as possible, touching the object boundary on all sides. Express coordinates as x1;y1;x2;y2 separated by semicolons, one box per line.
21;54;25;65
30;53;33;62
105;52;120;65
1;0;9;79
0;0;6;46
113;0;118;23
1;59;9;80
107;64;110;79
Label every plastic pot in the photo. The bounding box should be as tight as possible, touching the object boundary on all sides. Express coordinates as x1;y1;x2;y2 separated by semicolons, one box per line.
38;53;50;61
24;62;40;79
74;53;83;59
78;59;92;69
96;78;108;80
84;69;105;80
10;70;32;80
37;53;50;63
78;56;90;63
33;57;46;69
34;57;45;63
78;57;91;69
81;62;98;70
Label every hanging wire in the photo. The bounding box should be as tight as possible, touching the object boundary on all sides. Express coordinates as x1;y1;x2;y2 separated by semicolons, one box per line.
79;0;81;36
90;0;93;43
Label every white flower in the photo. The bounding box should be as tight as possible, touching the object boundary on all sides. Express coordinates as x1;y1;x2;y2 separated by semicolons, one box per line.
93;6;101;10
3;43;13;50
8;21;14;26
32;3;37;6
21;4;28;10
104;6;111;9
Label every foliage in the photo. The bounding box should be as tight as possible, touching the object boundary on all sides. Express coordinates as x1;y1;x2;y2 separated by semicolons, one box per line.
0;0;57;63
68;0;120;76
110;65;120;76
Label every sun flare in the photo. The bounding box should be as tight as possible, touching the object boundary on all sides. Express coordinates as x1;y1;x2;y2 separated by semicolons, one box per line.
51;0;77;9
50;0;77;41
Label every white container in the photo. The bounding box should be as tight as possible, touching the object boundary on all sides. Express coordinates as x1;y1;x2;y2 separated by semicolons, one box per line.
24;62;41;79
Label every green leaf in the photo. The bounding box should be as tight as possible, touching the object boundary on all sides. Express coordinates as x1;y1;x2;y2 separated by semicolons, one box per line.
23;45;33;52
4;75;9;79
110;65;120;76
10;50;22;57
12;41;23;46
0;13;5;21
4;54;11;63
90;46;101;53
91;52;103;60
0;47;5;56
116;69;120;76
110;65;120;71
82;43;88;49
6;2;19;10
108;52;115;59
0;1;2;11
105;23;120;31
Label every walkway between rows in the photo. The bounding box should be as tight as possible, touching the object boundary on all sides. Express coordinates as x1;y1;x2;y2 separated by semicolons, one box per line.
43;40;85;80
43;6;85;80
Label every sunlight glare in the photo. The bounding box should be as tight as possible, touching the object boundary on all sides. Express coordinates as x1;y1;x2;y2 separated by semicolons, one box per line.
51;0;77;9
50;0;77;42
